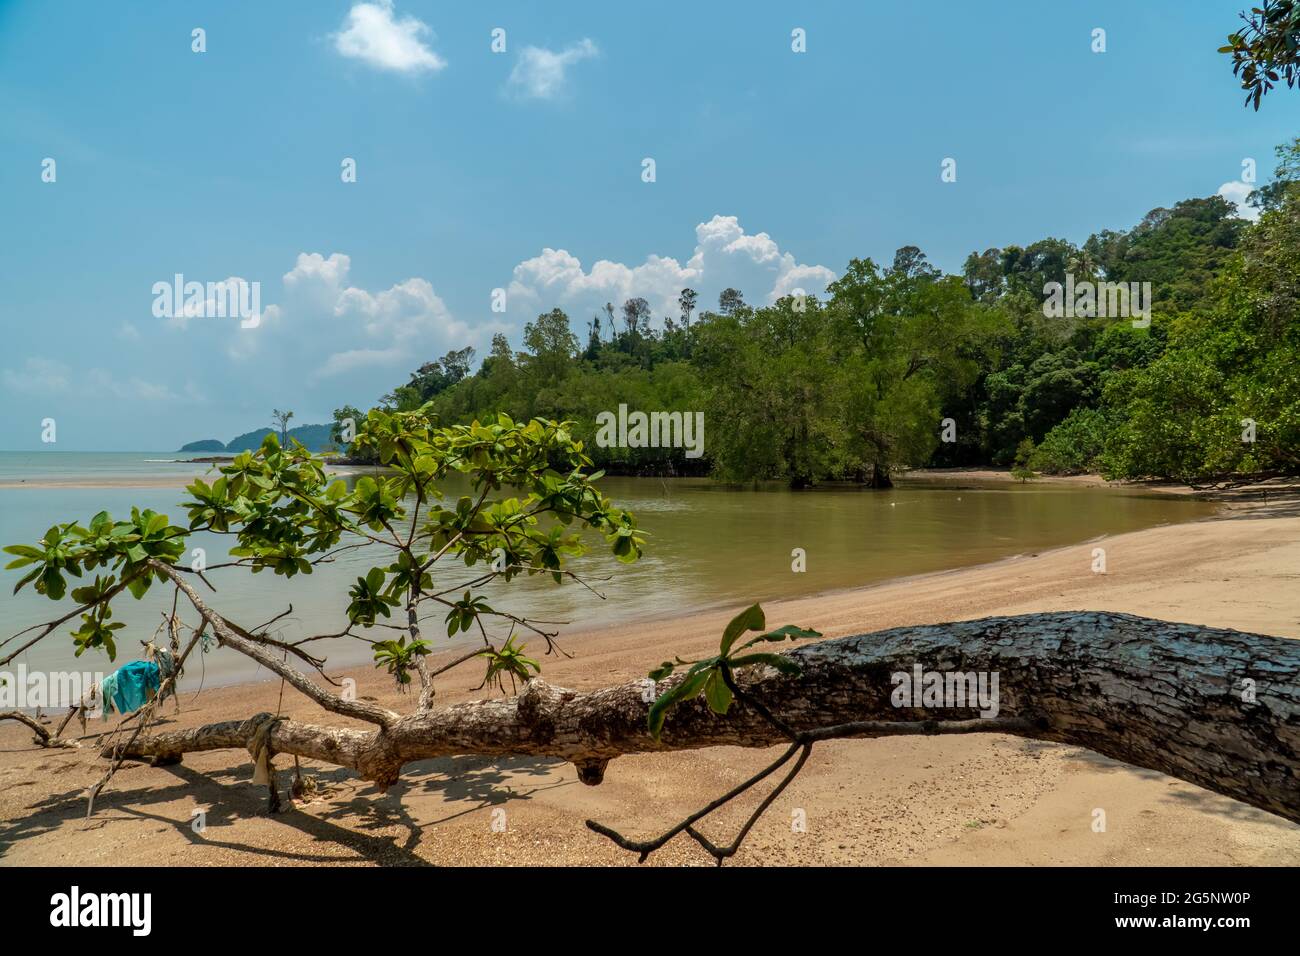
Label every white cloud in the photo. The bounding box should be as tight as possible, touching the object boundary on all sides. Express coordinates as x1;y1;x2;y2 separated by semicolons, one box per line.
248;252;474;379
148;251;477;381
506;215;836;322
285;252;352;290
1218;180;1260;222
507;39;598;100
117;322;141;341
1;357;71;394
162;276;262;331
333;1;446;74
224;304;282;361
336;277;457;343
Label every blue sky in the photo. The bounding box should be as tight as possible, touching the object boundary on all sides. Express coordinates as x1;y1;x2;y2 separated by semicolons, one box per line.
0;0;1294;450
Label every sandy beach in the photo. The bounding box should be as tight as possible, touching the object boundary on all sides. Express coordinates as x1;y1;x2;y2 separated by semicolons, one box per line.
2;478;1298;866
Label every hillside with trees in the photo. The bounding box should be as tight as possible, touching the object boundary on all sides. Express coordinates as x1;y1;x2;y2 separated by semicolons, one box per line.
335;137;1298;489
179;423;336;454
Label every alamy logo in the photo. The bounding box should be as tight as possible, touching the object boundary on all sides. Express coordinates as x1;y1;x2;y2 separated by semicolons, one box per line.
49;886;152;936
595;404;705;459
891;665;1000;718
152;274;261;327
1042;273;1151;327
0;665;103;717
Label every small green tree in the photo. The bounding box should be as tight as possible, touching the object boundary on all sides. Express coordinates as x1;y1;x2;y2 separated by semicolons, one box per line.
3;407;645;806
271;408;294;444
1030;408;1108;475
1010;438;1037;482
329;405;365;457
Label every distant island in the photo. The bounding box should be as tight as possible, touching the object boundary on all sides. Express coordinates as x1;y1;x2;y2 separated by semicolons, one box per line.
180;423;335;453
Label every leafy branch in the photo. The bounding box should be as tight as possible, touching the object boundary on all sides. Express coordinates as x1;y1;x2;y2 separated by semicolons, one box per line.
1222;0;1300;109
589;602;1029;865
2;407;644;806
586;603;821;863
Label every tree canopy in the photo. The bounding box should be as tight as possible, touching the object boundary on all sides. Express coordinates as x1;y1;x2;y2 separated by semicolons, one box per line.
337;136;1298;489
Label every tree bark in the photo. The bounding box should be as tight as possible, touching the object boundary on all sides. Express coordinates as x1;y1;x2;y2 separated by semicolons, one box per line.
107;611;1300;823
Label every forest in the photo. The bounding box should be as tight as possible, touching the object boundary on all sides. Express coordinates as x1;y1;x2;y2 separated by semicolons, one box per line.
334;137;1300;488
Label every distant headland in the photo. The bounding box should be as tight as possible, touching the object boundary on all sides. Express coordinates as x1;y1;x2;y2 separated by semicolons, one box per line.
179;423;334;453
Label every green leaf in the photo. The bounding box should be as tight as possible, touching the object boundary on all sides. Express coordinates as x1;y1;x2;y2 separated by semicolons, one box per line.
737;624;823;651
647;669;710;740
648;661;675;681
2;544;45;560
41;568;66;601
12;567;41;594
758;624;821;640
703;669;733;714
720;603;765;655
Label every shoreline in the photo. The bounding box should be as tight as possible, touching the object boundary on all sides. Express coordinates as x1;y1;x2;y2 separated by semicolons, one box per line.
1;469;1223;695
64;472;1253;698
0;466;369;490
1;478;1297;865
0;463;1233;492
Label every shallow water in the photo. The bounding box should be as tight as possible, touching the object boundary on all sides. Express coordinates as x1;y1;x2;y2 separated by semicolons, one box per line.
0;451;216;483
0;456;1217;691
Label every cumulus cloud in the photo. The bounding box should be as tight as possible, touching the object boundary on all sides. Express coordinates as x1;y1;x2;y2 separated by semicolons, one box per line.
285;252;352;291
263;252;471;380
160;276;262;332
336;278;457;344
333;0;446;74
4;251;479;442
506;215;836;323
1217;180;1260;222
145;252;473;381
507;39;598;100
223;303;282;361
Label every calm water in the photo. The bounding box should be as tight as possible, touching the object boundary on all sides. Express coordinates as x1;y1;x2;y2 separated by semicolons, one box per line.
0;453;1218;690
0;451;217;482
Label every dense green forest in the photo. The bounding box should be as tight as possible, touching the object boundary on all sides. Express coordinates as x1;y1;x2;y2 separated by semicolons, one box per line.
336;137;1299;488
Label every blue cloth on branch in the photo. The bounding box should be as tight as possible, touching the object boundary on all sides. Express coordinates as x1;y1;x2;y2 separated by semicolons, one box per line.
104;660;161;716
99;672;120;721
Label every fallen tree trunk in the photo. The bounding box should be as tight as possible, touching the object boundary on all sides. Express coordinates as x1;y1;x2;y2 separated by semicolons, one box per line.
109;611;1300;823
